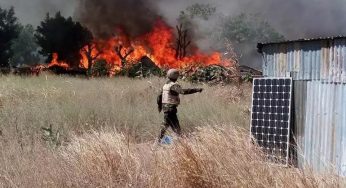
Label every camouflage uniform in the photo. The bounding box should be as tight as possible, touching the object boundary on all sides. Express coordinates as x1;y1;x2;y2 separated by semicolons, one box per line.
157;80;202;140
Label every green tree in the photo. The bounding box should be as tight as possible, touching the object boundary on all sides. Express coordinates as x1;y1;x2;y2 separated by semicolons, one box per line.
178;3;216;30
185;3;216;20
219;13;284;67
220;13;284;44
11;24;41;66
176;3;216;59
35;12;93;68
0;6;20;68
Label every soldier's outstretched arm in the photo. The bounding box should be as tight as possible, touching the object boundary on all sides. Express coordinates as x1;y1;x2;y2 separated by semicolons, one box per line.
171;84;203;95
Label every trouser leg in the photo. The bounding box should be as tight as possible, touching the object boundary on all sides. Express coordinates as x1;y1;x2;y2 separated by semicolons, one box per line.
159;112;171;141
170;113;181;136
159;111;179;140
159;124;169;141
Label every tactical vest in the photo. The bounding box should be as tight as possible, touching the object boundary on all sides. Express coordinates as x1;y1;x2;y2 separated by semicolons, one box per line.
162;82;180;105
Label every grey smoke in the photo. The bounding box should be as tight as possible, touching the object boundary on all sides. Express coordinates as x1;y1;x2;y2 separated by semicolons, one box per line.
2;0;346;67
0;0;76;26
74;0;160;38
155;0;346;68
157;0;346;40
2;0;346;40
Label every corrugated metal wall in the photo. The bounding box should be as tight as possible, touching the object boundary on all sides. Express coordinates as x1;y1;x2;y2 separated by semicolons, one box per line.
262;38;346;83
261;38;346;176
292;81;307;168
303;81;346;175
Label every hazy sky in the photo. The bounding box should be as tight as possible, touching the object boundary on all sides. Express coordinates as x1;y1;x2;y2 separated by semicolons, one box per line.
157;0;346;39
0;0;76;26
1;0;346;40
2;0;346;68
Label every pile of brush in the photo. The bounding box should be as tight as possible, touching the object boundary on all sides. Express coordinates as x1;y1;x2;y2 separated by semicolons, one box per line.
126;56;164;78
181;65;240;85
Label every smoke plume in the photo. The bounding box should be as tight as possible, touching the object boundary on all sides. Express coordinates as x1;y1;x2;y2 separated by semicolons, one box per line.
3;0;346;40
74;0;160;38
2;0;346;67
156;0;346;40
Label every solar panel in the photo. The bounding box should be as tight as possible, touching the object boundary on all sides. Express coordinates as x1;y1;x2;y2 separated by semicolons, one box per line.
250;77;293;166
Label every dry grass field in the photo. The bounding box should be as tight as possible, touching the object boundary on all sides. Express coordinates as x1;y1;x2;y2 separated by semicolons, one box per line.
0;75;343;187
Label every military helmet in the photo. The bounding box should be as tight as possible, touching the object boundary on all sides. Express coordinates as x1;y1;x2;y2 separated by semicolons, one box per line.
167;69;180;80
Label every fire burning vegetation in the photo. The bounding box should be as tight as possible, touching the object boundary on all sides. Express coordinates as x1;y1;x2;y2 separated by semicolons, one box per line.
1;1;346;187
2;1;276;82
51;20;232;76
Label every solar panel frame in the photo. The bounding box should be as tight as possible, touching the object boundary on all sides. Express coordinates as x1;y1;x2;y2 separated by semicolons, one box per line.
249;77;293;166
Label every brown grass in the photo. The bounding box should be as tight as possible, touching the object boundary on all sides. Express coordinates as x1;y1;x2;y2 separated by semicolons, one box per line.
0;75;250;143
1;126;343;187
0;75;344;187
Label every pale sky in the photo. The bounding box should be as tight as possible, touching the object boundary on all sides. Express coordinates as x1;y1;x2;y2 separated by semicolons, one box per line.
0;0;76;26
2;0;346;39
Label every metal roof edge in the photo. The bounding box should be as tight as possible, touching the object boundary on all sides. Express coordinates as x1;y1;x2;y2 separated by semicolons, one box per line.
257;36;346;53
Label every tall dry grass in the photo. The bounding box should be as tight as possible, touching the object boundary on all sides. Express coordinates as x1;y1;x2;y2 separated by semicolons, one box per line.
0;75;344;187
1;126;343;187
0;75;250;143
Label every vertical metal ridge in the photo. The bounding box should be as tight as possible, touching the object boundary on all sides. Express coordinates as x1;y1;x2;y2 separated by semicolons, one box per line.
261;38;346;176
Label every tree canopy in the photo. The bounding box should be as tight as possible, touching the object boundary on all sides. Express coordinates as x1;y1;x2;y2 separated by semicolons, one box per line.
11;24;40;66
178;3;216;30
220;13;284;44
218;13;284;67
175;3;217;58
35;12;93;68
0;6;20;68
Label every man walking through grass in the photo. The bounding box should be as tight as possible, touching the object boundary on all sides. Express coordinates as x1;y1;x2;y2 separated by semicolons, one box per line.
157;69;203;142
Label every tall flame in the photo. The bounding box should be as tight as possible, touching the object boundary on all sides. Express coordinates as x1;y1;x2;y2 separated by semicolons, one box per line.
49;53;69;69
53;20;232;72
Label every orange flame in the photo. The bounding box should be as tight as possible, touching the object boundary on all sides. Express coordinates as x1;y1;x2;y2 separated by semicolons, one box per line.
54;20;232;72
48;53;69;69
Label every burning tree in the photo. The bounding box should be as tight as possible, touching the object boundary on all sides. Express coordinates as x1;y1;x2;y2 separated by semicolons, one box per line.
33;13;230;77
175;3;216;60
114;44;134;68
35;12;93;68
81;44;101;76
175;24;191;60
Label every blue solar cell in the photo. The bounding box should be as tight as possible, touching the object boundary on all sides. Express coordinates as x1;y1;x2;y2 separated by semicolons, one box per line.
265;92;271;99
266;79;271;85
279;79;285;85
284;93;290;99
250;77;292;166
278;86;284;92
278;93;284;99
